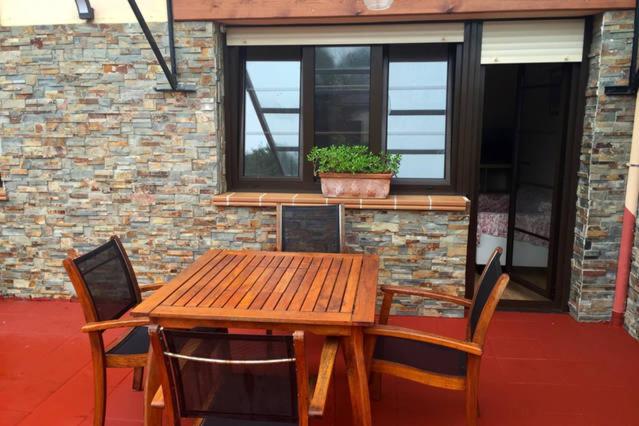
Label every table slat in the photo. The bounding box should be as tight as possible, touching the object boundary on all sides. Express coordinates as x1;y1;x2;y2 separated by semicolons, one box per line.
328;258;353;312
169;253;234;306
132;250;379;327
287;257;324;312
313;259;343;312
250;256;301;310
236;255;289;309
300;258;334;312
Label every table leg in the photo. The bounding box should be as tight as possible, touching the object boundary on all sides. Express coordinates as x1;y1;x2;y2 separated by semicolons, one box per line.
143;345;163;426
342;328;372;426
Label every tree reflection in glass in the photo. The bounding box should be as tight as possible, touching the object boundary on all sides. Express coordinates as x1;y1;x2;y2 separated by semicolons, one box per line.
243;59;301;177
314;46;371;148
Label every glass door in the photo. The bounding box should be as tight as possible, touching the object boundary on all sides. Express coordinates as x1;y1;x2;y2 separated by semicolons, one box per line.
507;64;571;299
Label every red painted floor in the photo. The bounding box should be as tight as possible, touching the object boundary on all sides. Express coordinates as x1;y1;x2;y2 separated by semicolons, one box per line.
1;299;639;426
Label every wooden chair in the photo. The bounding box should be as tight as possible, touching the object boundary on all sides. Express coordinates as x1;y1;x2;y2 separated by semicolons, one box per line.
364;247;509;426
148;326;338;426
63;236;163;426
276;204;345;253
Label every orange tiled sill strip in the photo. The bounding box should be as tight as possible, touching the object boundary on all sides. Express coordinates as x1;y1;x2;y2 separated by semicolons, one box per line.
213;192;469;212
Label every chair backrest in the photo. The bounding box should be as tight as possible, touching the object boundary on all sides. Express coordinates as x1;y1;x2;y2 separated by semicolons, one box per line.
467;247;509;344
276;204;345;253
152;328;303;425
63;236;141;323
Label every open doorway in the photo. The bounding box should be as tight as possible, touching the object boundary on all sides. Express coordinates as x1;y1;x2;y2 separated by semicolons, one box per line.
477;63;577;306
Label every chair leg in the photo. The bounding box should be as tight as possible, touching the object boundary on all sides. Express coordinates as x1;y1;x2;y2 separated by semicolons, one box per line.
465;357;480;426
370;372;382;401
465;381;479;426
89;335;107;426
132;366;144;391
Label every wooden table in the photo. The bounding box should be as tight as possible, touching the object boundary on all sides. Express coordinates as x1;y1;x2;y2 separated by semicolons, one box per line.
132;249;379;426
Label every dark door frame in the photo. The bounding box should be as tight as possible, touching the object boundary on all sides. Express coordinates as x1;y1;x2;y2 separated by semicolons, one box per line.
464;17;592;311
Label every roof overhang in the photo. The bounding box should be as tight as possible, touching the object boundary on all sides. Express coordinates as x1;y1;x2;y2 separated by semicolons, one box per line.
173;0;633;25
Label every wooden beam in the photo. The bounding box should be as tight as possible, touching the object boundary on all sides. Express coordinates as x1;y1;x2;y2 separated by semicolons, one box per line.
174;0;632;23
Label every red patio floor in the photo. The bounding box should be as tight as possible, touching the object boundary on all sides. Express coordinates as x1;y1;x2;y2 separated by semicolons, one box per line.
1;299;638;426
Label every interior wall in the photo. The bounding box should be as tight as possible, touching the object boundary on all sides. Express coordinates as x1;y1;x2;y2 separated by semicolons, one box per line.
481;65;518;165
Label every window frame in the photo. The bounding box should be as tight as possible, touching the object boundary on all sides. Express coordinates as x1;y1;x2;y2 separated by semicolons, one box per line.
225;41;460;194
383;44;456;191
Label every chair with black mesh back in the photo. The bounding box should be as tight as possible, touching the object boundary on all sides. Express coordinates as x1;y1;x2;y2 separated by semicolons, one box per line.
63;236;164;426
276;204;345;253
148;327;334;426
364;247;509;426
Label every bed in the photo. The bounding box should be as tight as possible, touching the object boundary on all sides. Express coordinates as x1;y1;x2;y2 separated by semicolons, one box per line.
476;191;550;267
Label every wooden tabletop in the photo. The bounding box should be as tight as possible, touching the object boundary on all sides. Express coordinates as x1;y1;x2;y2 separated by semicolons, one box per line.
132;249;379;327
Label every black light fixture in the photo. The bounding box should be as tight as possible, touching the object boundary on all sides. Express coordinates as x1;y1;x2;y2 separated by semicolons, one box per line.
75;0;94;20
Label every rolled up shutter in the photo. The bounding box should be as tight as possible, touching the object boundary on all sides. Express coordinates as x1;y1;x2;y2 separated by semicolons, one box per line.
481;19;585;64
226;23;464;46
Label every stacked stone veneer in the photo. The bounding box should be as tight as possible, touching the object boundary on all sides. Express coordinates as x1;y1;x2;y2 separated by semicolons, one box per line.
570;11;636;321
0;20;468;316
212;207;469;316
0;22;225;297
625;214;639;338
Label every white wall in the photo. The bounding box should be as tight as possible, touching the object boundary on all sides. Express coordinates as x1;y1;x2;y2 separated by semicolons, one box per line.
0;0;166;26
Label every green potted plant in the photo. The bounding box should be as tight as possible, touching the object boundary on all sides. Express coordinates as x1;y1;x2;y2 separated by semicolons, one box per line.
306;145;401;198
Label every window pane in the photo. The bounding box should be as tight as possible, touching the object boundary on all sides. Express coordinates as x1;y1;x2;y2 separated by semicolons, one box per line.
386;55;448;180
396;154;445;179
387;115;445;150
244;59;301;177
314;46;371;147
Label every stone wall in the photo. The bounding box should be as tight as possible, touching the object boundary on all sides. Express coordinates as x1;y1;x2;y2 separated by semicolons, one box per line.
0;22;224;297
625;213;639;339
569;11;636;321
212;207;469;317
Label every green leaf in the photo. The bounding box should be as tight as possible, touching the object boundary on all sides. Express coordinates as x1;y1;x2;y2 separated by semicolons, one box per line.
306;145;402;176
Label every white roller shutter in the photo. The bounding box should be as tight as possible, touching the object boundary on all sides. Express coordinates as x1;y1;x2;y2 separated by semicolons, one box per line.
226;23;464;46
481;19;585;64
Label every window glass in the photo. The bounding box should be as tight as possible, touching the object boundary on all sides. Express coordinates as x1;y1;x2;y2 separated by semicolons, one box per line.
386;53;448;179
243;59;301;177
231;44;455;190
314;46;371;147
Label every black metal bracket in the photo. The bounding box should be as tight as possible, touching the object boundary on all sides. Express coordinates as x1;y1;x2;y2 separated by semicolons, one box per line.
605;1;639;95
127;0;196;93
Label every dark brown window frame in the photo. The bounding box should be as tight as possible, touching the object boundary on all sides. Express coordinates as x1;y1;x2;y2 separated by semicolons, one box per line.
224;41;461;194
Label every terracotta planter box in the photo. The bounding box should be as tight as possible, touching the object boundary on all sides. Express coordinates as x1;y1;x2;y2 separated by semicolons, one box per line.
319;173;392;199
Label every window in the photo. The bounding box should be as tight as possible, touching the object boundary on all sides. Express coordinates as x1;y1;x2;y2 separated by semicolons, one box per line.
315;46;371;148
242;48;301;178
226;44;457;192
386;46;450;180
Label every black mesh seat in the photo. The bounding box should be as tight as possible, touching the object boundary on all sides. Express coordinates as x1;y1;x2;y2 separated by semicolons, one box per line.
107;326;150;355
201;415;297;426
73;238;139;322
277;205;344;253
373;335;467;376
154;328;303;425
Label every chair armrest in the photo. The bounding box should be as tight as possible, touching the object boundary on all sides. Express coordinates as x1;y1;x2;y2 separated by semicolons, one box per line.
151;386;165;409
309;337;339;417
139;283;164;292
381;285;472;308
81;318;150;333
364;324;482;356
